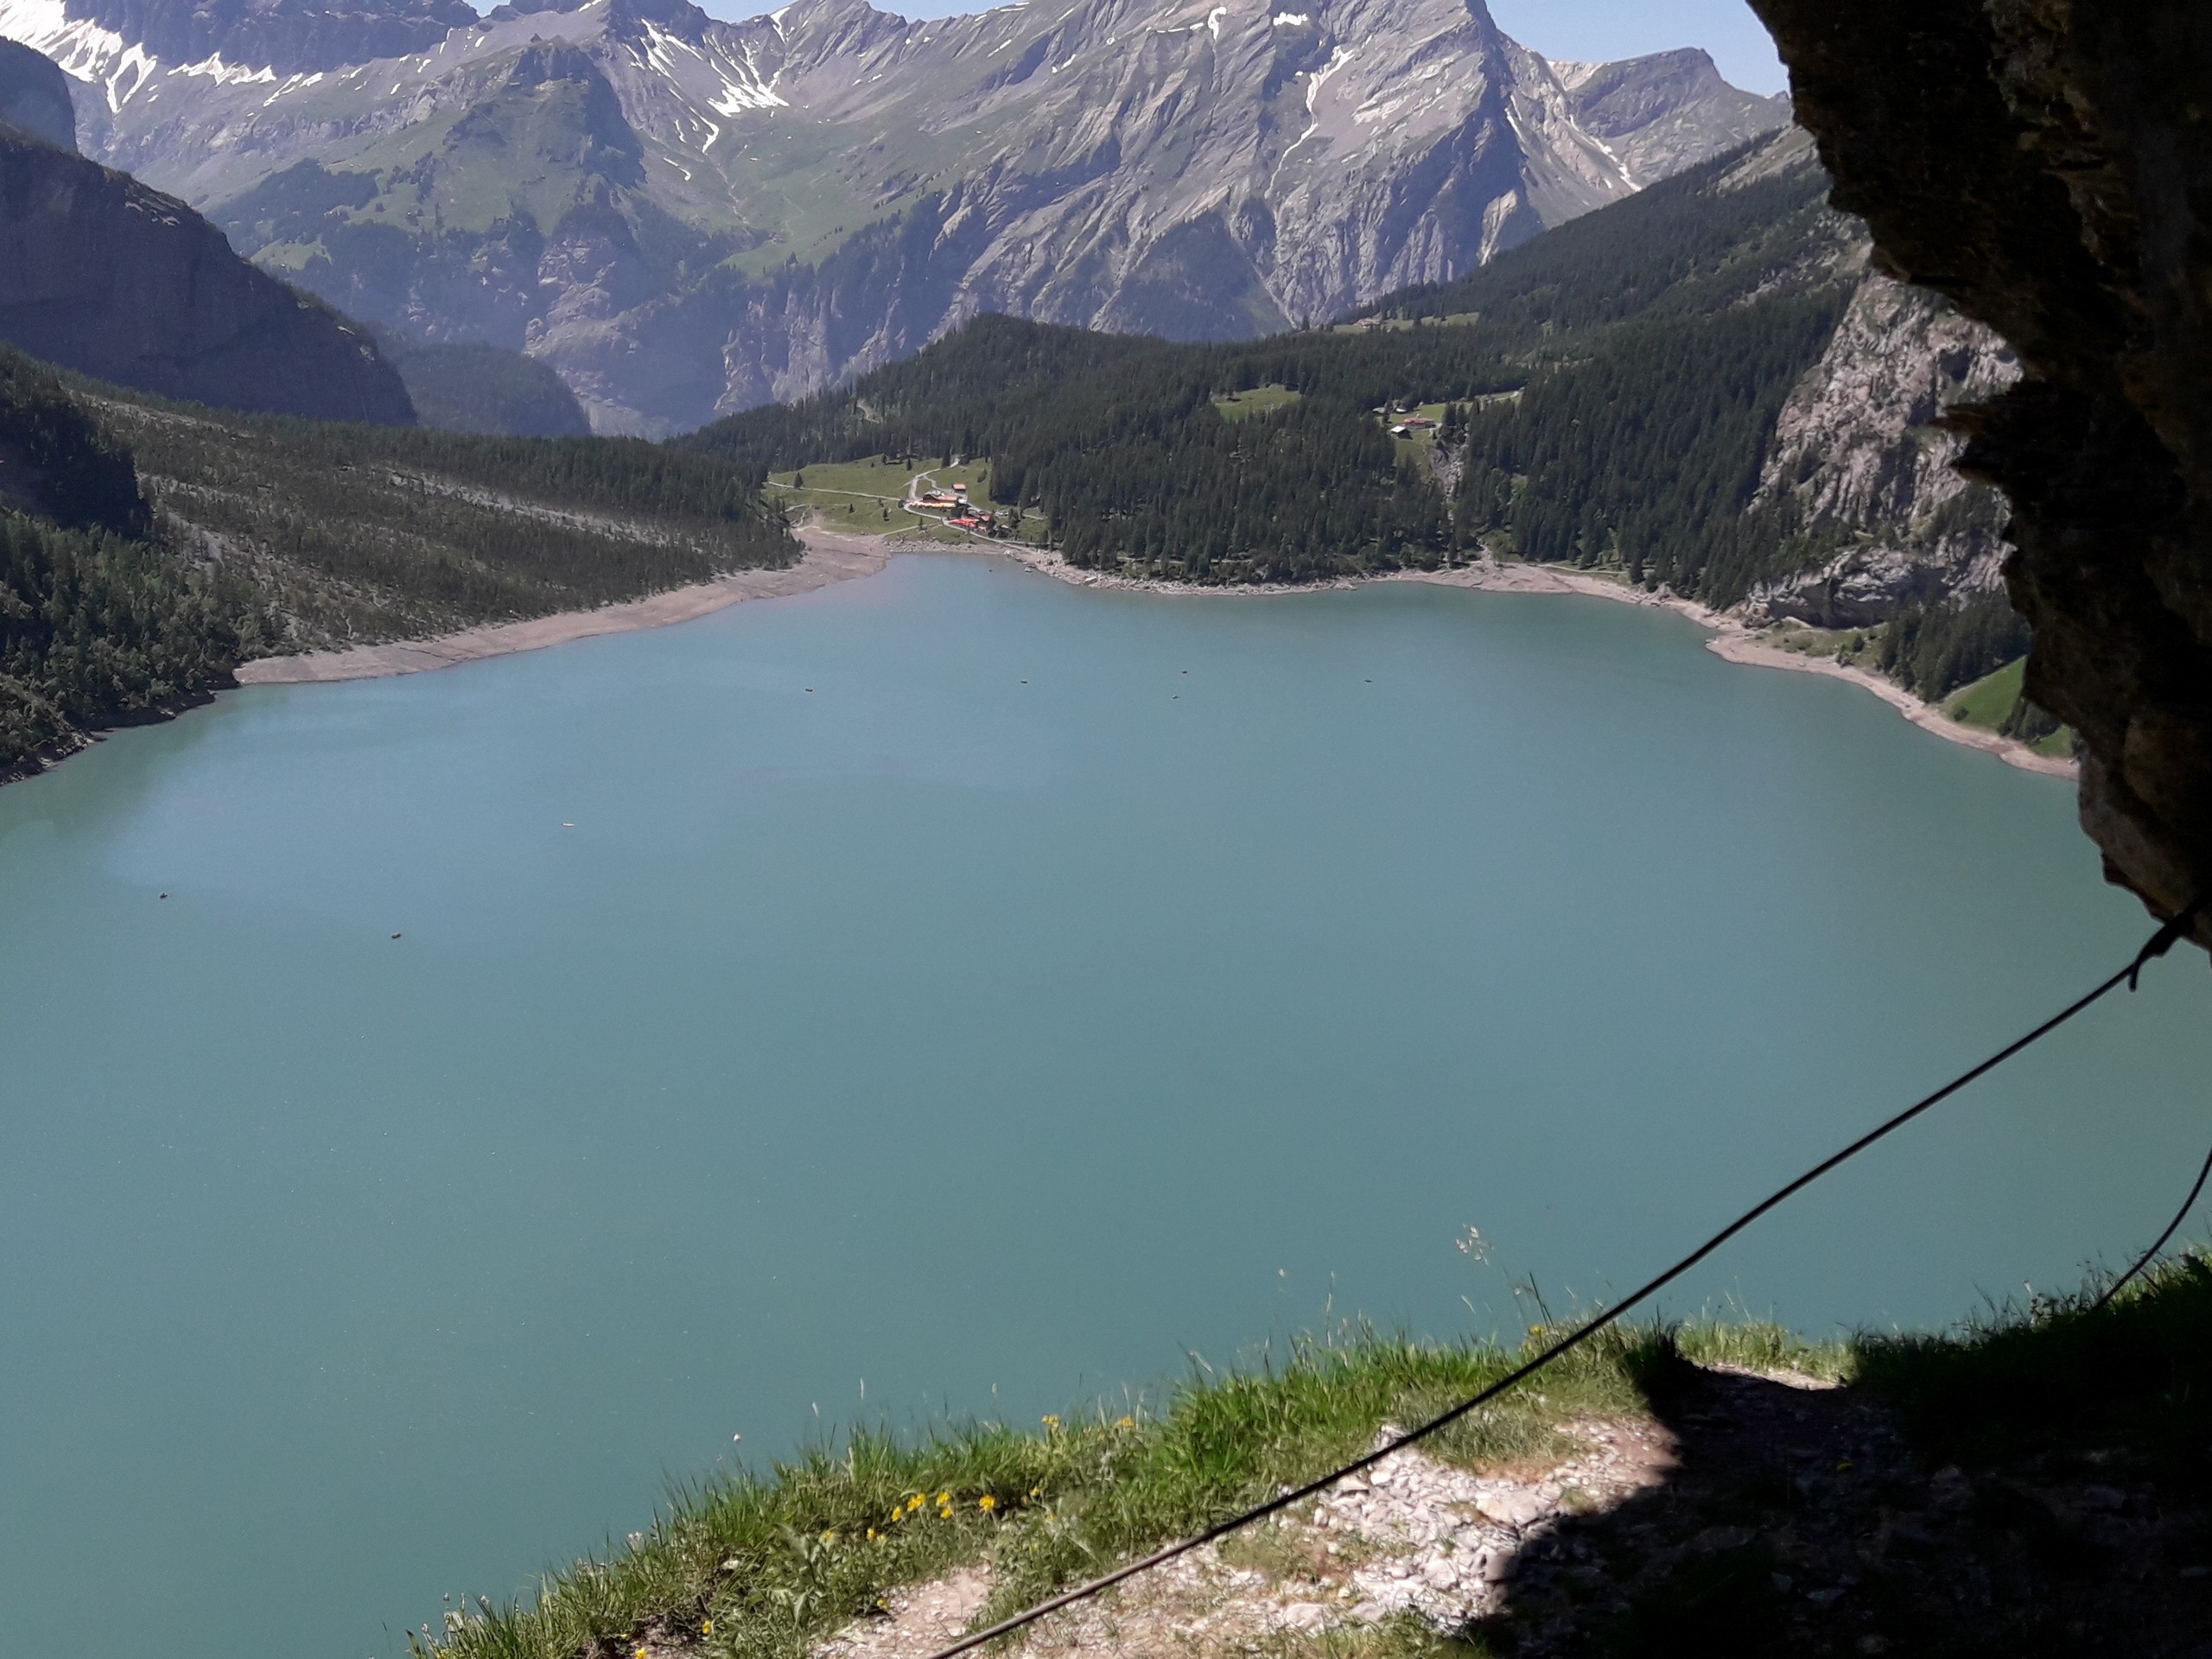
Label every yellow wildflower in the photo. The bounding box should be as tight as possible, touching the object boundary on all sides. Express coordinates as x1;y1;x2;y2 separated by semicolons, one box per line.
1041;1414;1060;1429
1116;1415;1134;1428
867;1528;878;1541
702;1620;713;1636
822;1530;837;1545
978;1495;996;1512
938;1491;950;1504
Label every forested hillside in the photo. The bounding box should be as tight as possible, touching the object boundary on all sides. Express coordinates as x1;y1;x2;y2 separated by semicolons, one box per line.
1;117;2048;777
0;351;268;770
0;347;791;775
687;127;2044;729
686;134;1857;594
374;335;594;438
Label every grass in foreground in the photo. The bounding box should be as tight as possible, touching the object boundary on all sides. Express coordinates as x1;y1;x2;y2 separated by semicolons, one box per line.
1858;1251;2212;1463
416;1255;2212;1659
416;1319;1840;1659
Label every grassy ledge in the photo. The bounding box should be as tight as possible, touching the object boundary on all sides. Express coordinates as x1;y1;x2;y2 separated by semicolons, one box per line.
1941;658;2075;758
415;1320;1846;1659
416;1254;2212;1658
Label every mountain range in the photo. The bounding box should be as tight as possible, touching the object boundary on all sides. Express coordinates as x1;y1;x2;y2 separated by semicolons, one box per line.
2;0;1785;433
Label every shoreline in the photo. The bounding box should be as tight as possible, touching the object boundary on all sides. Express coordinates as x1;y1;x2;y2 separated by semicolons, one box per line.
1380;559;2078;780
984;541;2075;780
232;531;890;685
233;523;2076;781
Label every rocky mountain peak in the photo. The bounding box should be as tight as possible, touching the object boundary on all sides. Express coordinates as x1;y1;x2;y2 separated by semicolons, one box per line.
505;35;604;87
481;0;595;16
1554;47;1789;184
600;0;714;48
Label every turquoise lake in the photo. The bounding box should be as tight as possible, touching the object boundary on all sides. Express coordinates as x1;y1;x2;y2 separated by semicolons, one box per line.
3;552;2207;1659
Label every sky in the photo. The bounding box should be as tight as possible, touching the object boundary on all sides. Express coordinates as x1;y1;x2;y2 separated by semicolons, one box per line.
671;0;1790;97
1484;0;1784;94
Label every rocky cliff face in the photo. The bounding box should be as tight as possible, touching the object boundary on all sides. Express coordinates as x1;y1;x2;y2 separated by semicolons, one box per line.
2;0;1785;433
1751;0;2212;937
0;34;73;146
1747;274;2018;628
0;121;414;422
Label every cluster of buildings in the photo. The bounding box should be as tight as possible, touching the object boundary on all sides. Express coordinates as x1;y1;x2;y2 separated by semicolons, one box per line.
904;481;1001;534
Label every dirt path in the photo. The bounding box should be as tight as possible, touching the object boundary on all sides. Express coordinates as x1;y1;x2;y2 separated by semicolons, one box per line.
234;530;888;685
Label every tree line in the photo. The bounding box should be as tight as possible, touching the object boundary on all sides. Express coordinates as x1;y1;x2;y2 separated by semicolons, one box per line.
684;135;1859;591
0;346;795;772
685;131;2049;724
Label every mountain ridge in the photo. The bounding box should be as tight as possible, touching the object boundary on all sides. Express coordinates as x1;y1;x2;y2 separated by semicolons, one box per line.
2;0;1784;432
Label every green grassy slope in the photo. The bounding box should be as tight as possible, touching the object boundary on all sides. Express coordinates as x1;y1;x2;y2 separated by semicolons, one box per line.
1942;657;2075;757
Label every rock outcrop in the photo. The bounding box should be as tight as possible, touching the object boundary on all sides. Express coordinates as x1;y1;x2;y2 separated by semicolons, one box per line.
0;35;73;148
3;0;1788;432
1747;275;2018;629
1750;0;2212;937
0;122;414;423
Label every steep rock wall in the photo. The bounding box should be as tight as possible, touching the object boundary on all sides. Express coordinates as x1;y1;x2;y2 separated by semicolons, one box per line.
0;127;415;423
1750;0;2212;938
1748;274;2018;628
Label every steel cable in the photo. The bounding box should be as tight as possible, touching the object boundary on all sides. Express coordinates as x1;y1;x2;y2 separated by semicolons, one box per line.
919;898;2206;1659
2093;1132;2212;1311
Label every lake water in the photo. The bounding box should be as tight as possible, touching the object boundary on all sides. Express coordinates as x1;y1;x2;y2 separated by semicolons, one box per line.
3;553;2207;1659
